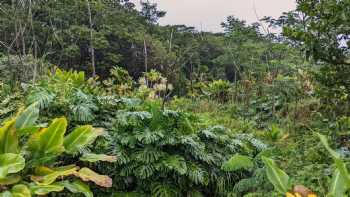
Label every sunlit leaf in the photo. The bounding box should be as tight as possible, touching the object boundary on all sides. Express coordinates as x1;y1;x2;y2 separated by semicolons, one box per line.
0;120;18;154
29;183;64;195
11;184;31;197
64;126;105;154
15;103;39;132
0;175;21;185
31;165;79;185
59;180;93;197
80;153;117;163
27;118;67;157
0;153;25;179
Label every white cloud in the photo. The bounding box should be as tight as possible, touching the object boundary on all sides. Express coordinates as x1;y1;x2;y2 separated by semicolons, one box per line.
131;0;296;32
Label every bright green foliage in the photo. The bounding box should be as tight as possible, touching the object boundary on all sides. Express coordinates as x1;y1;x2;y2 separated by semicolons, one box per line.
15;103;39;131
80;153;117;163
261;156;290;194
0;154;25;179
317;133;350;197
262;134;350;196
0;104;115;196
221;154;254;172
206;80;231;102
64;126;105;154
0;120;18;154
59;180;93;197
26;68;100;123
27;118;68;158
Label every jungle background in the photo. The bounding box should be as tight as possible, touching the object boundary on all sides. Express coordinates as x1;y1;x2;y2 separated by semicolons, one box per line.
0;0;349;196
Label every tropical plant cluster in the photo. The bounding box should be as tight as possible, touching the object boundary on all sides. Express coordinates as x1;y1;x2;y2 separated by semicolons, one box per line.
0;0;350;196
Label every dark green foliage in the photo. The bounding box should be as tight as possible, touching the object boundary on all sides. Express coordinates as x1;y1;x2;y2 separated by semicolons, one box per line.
93;101;267;196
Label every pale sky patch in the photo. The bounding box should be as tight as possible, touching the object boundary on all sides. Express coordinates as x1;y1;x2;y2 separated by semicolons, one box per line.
131;0;296;32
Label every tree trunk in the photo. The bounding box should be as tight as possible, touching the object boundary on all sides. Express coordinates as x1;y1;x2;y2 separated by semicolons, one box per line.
85;0;96;77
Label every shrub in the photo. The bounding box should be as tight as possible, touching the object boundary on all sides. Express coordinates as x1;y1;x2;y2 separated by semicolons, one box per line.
206;80;231;102
94;102;267;196
0;103;115;196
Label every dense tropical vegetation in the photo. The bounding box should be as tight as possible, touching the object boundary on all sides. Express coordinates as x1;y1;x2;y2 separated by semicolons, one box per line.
0;0;349;196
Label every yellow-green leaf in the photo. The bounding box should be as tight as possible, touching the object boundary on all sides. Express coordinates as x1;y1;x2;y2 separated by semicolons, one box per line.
0;154;25;179
59;180;93;197
329;169;348;197
15;103;39;132
11;184;31;197
221;154;254;172
64;126;104;154
31;165;79;185
317;133;340;159
261;156;290;194
0;120;18;154
29;183;64;195
0;175;21;185
80;153;117;163
27;118;67;157
74;167;112;188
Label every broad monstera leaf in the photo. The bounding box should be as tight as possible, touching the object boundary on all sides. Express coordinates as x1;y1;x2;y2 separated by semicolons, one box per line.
64;126;105;154
27;118;67;157
0;153;25;179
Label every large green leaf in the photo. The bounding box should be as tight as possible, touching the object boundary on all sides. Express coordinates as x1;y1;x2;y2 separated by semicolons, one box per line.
27;118;67;157
59;180;93;197
0;120;18;154
0;191;12;197
0;175;21;185
329;169;348;197
80;153;117;163
221;154;254;172
29;183;64;195
11;184;31;197
15;103;39;132
317;133;350;194
0;154;25;179
261;156;290;194
31;165;79;185
74;167;112;188
317;133;341;159
64;126;104;154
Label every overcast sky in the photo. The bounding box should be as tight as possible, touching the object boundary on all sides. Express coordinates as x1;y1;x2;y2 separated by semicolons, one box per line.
132;0;296;32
